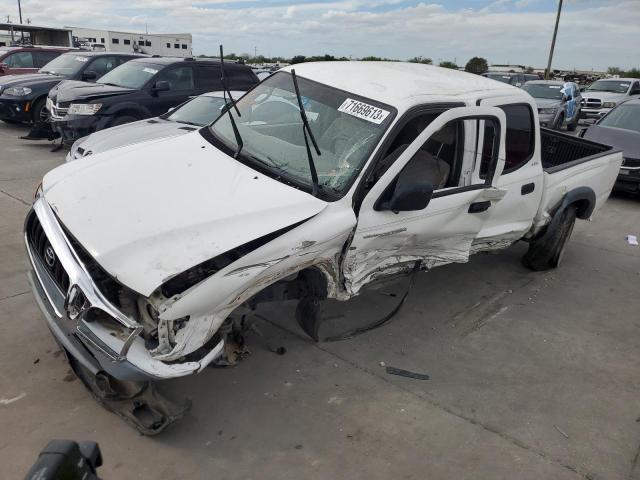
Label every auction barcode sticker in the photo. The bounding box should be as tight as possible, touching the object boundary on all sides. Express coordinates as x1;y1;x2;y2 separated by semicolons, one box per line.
338;98;390;124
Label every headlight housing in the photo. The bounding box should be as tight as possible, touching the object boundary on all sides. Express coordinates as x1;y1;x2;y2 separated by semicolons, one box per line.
602;102;616;108
4;86;32;96
539;107;557;114
68;103;102;115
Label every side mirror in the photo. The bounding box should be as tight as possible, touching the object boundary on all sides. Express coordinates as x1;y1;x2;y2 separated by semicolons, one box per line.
0;62;7;72
166;106;175;113
153;80;171;94
82;70;97;81
388;179;434;212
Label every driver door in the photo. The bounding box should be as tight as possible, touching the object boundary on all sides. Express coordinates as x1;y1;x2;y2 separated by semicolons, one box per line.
343;106;507;295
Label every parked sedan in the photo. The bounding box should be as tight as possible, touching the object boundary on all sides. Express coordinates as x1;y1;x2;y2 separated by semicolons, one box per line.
580;99;640;193
67;90;244;162
523;80;581;131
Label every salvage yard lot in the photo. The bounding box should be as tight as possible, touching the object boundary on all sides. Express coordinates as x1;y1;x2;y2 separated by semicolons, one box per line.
0;121;639;479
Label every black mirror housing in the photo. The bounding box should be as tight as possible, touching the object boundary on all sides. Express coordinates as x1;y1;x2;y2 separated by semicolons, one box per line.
153;80;171;93
82;70;97;81
388;179;434;212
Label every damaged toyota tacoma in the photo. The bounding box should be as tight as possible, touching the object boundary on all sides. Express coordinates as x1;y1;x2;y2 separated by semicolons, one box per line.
25;62;622;433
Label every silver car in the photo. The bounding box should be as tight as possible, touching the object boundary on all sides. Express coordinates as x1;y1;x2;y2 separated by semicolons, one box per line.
66;90;245;162
580;78;640;123
523;80;581;131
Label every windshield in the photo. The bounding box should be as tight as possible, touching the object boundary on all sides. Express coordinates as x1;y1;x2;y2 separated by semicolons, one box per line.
167;96;228;126
39;54;88;76
485;74;513;84
97;62;158;89
522;83;564;100
209;72;394;196
598;105;640;133
586;80;630;94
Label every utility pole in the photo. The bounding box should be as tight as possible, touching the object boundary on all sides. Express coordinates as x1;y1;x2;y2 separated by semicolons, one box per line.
545;0;563;80
17;0;25;43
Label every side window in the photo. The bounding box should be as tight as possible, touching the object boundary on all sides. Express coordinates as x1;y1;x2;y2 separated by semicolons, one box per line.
497;104;534;173
34;51;60;68
156;66;195;91
87;56;119;78
396;120;464;190
5;51;34;68
228;69;258;89
195;66;222;90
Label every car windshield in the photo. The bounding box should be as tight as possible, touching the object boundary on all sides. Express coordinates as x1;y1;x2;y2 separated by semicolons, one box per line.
38;54;88;76
598;105;640;133
97;62;158;89
586;80;630;94
522;83;564;99
167;96;228;126
485;74;513;84
209;72;394;196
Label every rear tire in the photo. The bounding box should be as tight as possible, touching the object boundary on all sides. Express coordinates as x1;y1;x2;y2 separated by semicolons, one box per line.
567;114;578;132
111;115;138;127
523;205;577;271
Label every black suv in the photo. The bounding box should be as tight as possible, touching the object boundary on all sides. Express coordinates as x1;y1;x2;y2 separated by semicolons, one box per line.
48;57;259;144
0;52;141;124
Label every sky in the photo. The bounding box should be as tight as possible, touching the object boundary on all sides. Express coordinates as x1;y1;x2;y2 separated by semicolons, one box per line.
1;0;639;71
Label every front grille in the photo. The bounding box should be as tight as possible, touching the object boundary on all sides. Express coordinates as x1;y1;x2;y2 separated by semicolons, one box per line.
622;157;640;168
26;212;70;292
581;98;602;109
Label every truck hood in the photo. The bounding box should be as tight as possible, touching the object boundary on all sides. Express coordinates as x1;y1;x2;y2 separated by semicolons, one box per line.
42;131;327;296
72;117;194;157
581;91;628;103
0;73;62;90
533;98;563;109
583;124;640;161
52;80;134;103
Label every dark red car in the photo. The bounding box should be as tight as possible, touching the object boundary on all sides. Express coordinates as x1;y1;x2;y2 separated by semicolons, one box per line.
0;46;71;76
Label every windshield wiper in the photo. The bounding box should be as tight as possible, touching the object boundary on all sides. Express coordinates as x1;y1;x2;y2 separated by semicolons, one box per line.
290;69;321;197
219;45;243;158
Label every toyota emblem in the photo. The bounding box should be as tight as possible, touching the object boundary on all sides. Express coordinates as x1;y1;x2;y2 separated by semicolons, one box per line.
44;246;56;268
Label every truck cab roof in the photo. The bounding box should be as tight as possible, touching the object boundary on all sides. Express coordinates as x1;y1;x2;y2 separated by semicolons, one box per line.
282;61;525;112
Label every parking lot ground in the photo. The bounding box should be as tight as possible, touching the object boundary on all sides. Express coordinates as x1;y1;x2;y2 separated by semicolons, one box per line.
0;122;639;480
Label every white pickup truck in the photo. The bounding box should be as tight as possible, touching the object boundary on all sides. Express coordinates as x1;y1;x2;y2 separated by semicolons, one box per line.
25;62;622;433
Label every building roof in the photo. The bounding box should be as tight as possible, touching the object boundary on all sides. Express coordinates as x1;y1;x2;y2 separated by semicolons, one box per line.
281;61;519;109
0;23;71;33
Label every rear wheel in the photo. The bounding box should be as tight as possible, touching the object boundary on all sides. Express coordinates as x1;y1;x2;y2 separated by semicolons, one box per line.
523;205;577;271
567;113;579;132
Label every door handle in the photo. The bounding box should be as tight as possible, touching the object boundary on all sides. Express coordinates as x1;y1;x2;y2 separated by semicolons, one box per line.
521;182;535;195
468;201;491;213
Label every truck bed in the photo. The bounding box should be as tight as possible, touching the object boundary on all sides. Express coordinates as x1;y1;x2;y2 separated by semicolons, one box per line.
535;128;623;226
540;128;612;173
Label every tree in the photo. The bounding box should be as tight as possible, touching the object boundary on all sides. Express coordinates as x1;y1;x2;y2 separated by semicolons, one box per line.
290;55;307;64
408;56;432;65
525;66;534;74
465;57;488;75
626;68;640;78
439;61;458;69
607;66;622;75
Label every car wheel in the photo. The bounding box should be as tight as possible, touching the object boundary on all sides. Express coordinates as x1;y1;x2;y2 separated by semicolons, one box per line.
522;205;577;271
30;97;47;124
567;113;579;132
111;115;139;127
553;113;564;131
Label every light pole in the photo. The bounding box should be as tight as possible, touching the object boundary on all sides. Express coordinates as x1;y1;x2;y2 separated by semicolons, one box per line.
545;0;563;80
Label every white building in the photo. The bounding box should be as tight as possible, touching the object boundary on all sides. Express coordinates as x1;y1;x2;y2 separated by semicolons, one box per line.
67;27;192;57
